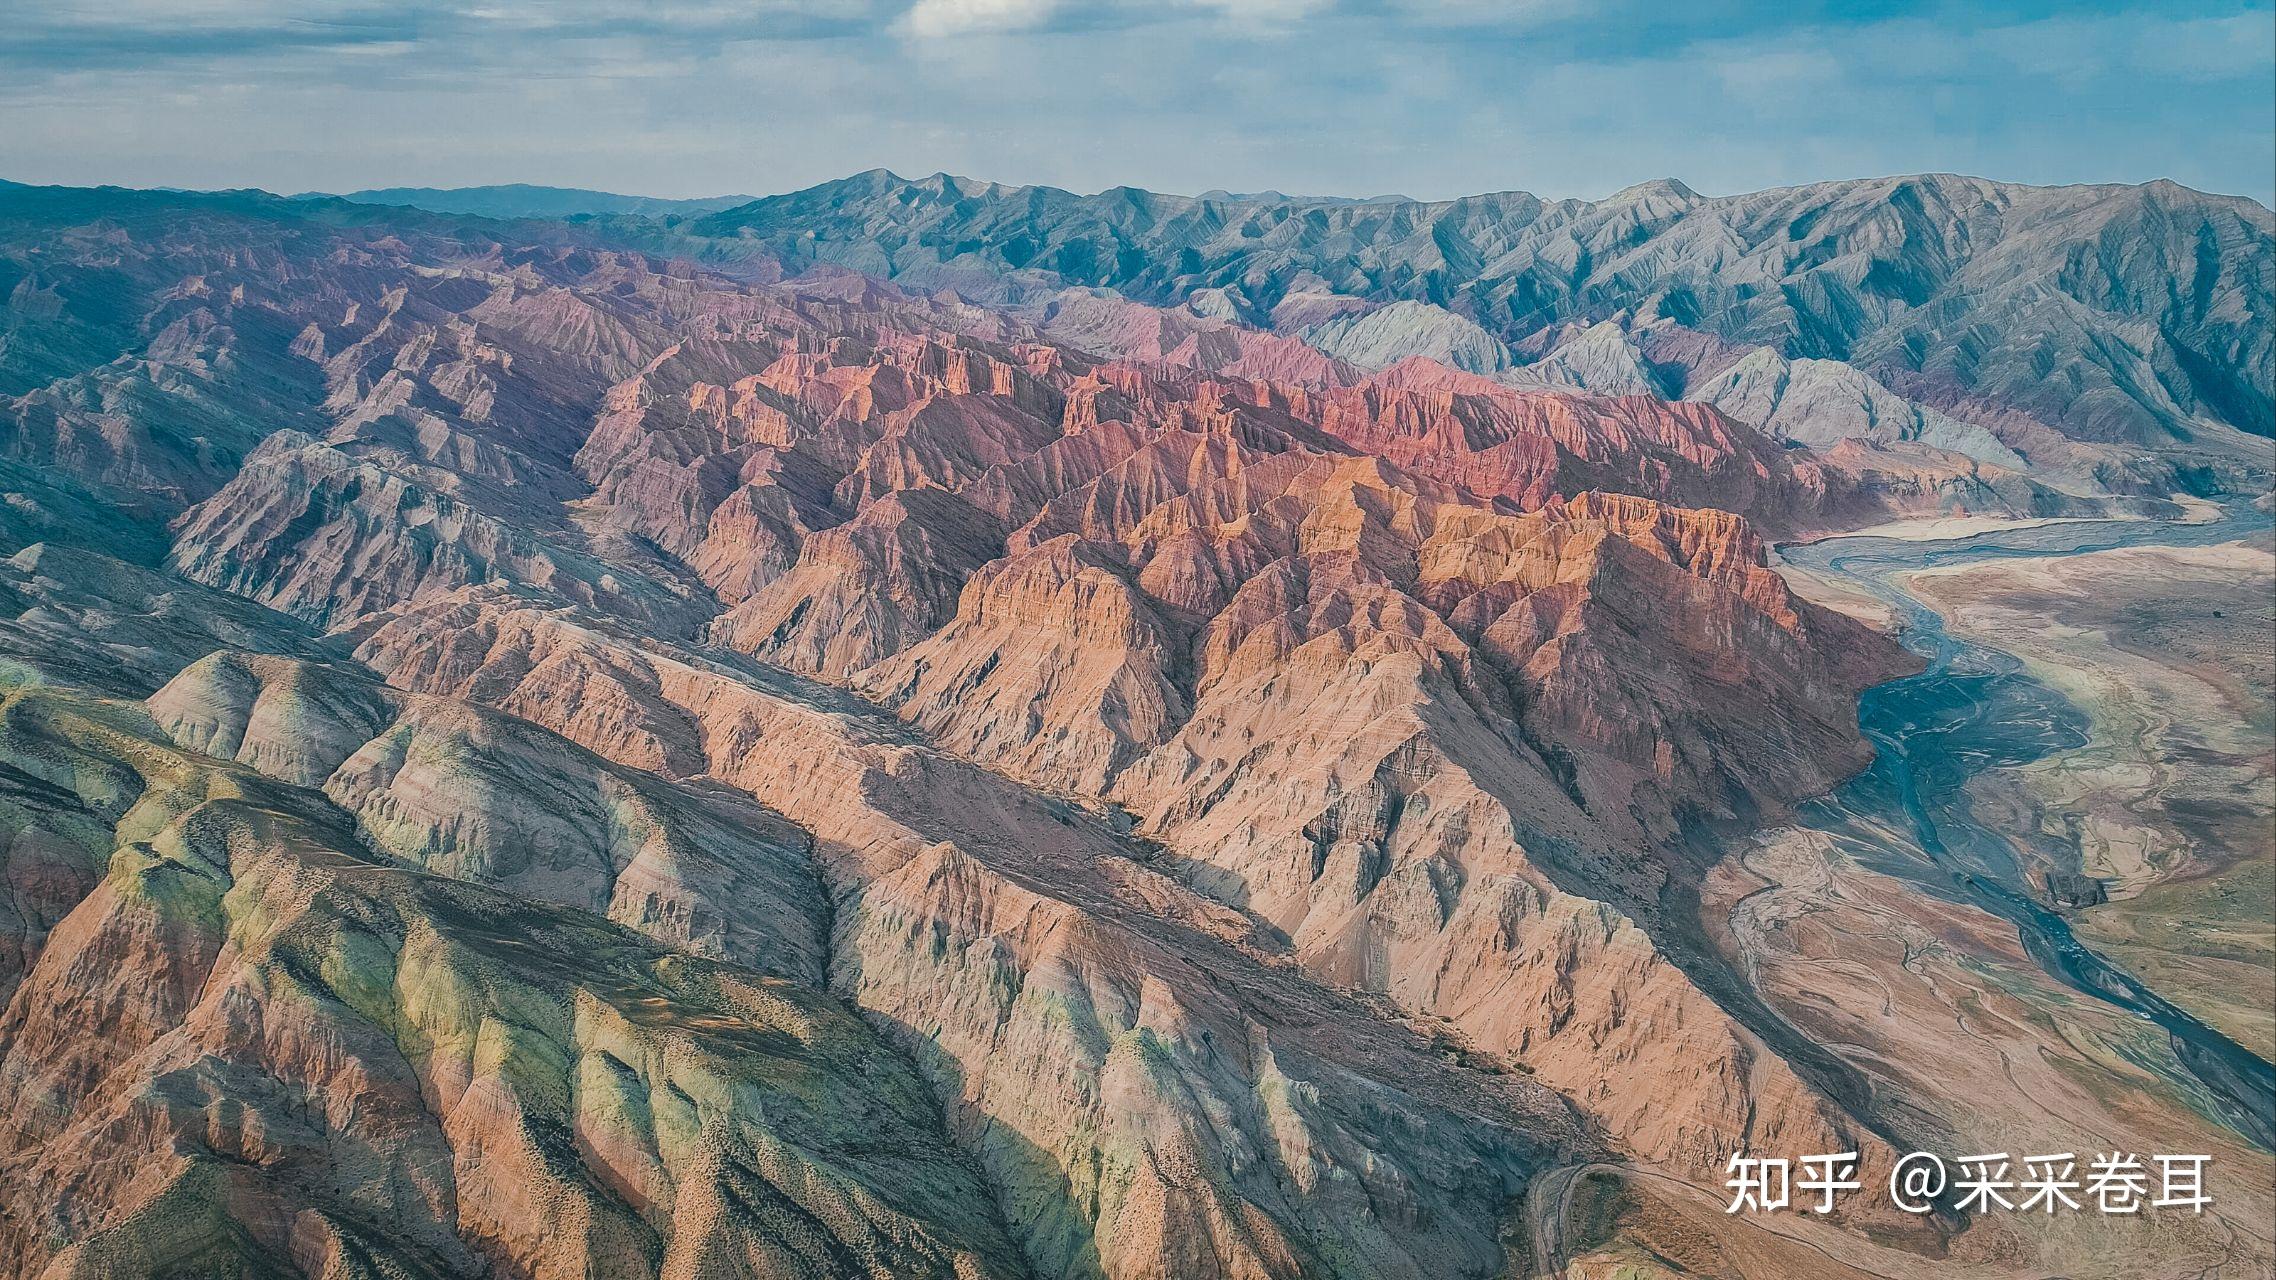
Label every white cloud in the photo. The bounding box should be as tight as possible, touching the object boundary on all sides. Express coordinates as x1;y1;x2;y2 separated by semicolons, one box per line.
1190;0;1331;23
1382;0;1581;28
1976;11;2276;85
894;0;1330;40
897;0;1061;37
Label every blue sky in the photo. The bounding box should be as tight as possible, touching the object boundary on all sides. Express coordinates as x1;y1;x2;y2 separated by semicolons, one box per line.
3;0;2270;204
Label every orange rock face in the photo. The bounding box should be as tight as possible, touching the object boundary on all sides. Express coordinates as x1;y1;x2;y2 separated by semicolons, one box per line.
0;190;1959;1278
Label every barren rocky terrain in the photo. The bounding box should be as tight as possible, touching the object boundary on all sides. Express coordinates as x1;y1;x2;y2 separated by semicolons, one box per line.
0;173;2269;1278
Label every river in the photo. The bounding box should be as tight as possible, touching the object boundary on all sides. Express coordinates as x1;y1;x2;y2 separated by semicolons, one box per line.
1776;506;2276;1151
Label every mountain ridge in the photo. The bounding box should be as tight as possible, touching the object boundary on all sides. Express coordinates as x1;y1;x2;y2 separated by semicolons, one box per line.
303;183;763;220
0;177;2268;1280
721;167;2273;216
676;167;2275;456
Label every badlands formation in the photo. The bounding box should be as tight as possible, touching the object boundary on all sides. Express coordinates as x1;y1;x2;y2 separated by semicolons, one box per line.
0;173;2268;1278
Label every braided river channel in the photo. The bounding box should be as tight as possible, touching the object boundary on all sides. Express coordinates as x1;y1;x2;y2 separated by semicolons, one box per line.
1777;505;2276;1150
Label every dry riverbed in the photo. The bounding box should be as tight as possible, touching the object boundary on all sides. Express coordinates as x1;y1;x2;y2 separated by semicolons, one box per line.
1900;538;2276;1060
1700;525;2275;1279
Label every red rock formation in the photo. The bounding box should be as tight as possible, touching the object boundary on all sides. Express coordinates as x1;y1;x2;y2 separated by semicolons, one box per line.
349;590;1596;1279
0;687;1027;1280
0;191;1953;1276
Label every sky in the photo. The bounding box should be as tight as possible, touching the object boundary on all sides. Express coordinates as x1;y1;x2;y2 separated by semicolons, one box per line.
2;0;2271;206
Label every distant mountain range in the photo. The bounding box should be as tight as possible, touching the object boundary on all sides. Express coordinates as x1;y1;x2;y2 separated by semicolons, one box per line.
676;170;2274;456
315;170;2274;472
303;182;761;220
